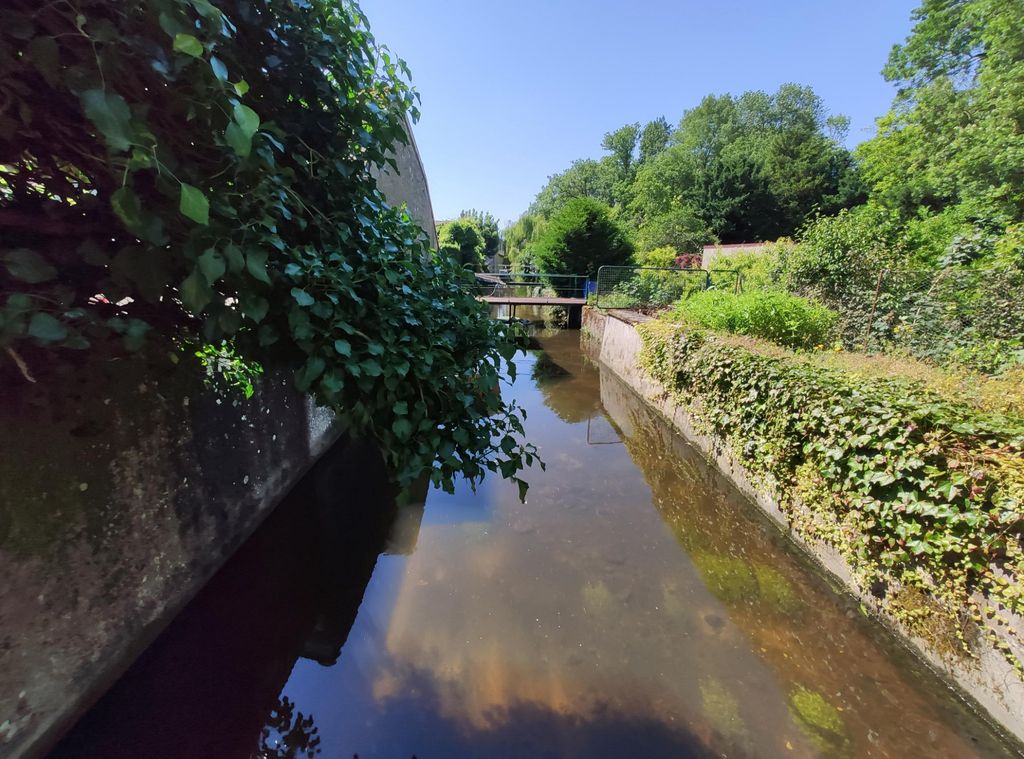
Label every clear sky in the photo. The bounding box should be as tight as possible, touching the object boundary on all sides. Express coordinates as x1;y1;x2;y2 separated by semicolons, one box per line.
359;0;921;226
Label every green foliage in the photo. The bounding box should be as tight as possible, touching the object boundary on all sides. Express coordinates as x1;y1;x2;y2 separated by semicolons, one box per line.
437;216;486;270
670;290;838;349
860;0;1024;224
638;321;1024;676
633;246;678;268
717;247;786;291
503;213;545;272
459;208;500;263
0;0;538;495
622;84;862;246
533;197;633;279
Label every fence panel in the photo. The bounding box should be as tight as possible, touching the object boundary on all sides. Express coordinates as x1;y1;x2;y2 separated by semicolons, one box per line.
595;266;731;310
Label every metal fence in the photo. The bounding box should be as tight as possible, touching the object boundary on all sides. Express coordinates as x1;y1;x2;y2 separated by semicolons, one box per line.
472;272;589;300
594;266;741;310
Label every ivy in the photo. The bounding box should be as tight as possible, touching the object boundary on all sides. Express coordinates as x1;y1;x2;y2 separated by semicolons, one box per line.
0;0;539;494
639;321;1024;675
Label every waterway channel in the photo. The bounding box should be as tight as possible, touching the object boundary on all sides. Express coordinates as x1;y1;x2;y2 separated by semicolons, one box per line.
54;330;1019;758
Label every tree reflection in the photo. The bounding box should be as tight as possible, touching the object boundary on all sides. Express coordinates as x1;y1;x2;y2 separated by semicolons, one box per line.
254;696;321;759
531;350;601;423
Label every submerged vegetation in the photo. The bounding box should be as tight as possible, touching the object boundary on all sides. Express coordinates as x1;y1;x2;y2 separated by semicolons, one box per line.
638;320;1024;676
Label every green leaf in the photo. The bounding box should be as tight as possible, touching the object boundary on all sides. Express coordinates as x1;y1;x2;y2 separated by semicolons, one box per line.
393;400;408;415
334;339;351;357
180;269;213;313
233;103;260;137
3;249;57;283
225;121;251;157
81;89;133;152
392;418;412;438
173;33;203;58
291;288;314;307
179;183;209;225
111;186;142;226
233;80;250;96
240;293;269;323
517;478;530;502
296;355;326;392
28;312;67;343
223;244;244;273
245;249;271;284
27;36;60;87
189;0;221;18
198;249;226;284
209;56;228;81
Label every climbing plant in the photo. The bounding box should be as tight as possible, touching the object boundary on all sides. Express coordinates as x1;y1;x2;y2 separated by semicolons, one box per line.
639;321;1024;675
0;0;539;494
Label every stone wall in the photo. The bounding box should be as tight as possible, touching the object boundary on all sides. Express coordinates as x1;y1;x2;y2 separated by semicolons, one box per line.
0;118;435;758
583;306;1024;746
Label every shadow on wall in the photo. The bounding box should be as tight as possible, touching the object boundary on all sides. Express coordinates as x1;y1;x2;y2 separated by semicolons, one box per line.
49;437;420;758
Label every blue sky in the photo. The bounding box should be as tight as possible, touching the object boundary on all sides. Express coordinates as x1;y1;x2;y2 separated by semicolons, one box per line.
360;0;921;226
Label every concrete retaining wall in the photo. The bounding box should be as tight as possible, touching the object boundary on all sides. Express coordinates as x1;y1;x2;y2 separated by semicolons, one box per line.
584;306;1024;747
0;118;436;757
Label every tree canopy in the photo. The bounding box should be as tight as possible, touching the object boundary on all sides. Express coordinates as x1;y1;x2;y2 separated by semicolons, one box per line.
437;217;486;270
533;197;633;278
516;84;862;256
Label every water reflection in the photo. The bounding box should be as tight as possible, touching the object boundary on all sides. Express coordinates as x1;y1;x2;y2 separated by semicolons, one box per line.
54;333;1017;759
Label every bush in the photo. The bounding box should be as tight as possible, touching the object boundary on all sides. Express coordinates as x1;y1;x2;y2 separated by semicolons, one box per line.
670;291;837;349
633;246;678;268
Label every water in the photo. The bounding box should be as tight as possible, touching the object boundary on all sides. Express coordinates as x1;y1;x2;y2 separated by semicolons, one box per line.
55;331;1018;758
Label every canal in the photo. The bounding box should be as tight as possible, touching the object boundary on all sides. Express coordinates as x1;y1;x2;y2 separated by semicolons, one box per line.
54;330;1018;758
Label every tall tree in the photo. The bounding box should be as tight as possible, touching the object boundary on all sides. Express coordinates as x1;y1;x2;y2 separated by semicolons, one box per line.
858;0;1024;224
533;197;633;279
638;117;671;164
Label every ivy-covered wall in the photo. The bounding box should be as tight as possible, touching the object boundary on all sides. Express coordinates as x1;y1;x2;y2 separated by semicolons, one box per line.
584;307;1024;743
0;101;438;759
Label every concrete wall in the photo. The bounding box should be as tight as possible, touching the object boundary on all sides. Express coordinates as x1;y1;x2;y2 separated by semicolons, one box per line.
583;307;1024;746
0;118;436;758
372;114;438;249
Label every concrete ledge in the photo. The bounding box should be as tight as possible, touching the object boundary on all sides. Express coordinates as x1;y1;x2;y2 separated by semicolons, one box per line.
583;306;1024;747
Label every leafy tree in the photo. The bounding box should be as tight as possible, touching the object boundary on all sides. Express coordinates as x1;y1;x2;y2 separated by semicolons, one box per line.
504;213;545;271
437;217;485;270
460;208;500;263
533;197;633;278
638;117;671;164
858;0;1024;224
530;159;616;218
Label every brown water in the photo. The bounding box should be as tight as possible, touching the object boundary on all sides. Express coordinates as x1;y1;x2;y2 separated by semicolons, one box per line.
54;331;1018;758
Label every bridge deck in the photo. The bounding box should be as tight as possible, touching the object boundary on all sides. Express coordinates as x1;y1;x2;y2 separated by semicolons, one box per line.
480;296;586;306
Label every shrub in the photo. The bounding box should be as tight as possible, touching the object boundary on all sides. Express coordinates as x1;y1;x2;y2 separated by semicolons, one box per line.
633;246;678;268
670;291;837;349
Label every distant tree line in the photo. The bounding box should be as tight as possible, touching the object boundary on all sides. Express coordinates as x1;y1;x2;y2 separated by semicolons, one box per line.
506;82;864;272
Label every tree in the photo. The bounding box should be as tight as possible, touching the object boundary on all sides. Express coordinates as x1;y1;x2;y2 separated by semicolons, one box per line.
437;217;485;270
504;213;545;272
857;0;1024;224
638;117;671;164
460;209;500;263
530;159;616;218
533;197;633;279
